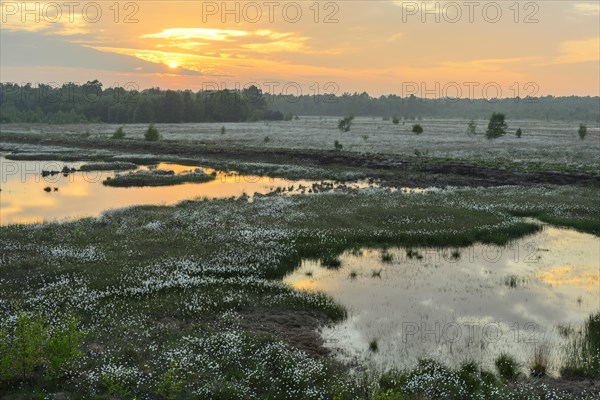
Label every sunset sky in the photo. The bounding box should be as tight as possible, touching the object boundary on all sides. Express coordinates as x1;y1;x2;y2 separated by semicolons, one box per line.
1;1;599;97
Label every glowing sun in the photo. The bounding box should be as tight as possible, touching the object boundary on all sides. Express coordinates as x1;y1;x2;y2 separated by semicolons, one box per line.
168;61;178;69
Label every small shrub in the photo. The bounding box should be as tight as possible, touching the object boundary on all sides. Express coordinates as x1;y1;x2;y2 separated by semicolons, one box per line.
349;270;358;279
466;120;477;135
515;128;522;138
369;339;379;352
263;136;270;143
157;363;183;400
392;116;400;125
11;312;47;381
45;316;83;381
144;124;160;141
334;140;343;151
0;312;83;385
338;115;354;132
412;124;423;134
112;127;125;139
495;353;519;381
578;124;587;140
220;126;226;135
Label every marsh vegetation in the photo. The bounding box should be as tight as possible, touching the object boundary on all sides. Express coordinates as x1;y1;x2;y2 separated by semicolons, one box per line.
0;118;599;398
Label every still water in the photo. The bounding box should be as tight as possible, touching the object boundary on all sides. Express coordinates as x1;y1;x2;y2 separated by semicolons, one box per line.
0;156;353;225
285;225;600;374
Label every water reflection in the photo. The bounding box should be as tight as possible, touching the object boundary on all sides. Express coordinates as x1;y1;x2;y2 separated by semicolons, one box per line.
284;226;600;374
0;157;362;225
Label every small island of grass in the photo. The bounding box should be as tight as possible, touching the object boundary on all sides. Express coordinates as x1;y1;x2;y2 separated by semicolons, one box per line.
80;161;138;171
103;169;216;187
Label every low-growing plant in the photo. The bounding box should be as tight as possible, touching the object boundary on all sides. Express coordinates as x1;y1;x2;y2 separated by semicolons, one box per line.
381;251;394;263
334;140;343;151
515;128;522;138
220;126;226;135
372;389;404;400
412;124;423;134
145;124;160;141
530;342;550;378
466;119;477;135
322;257;342;268
369;339;379;352
578;124;587;140
338;115;354;132
450;249;461;260
458;360;482;394
505;275;518;288
10;311;47;381
0;312;83;385
406;248;422;259
561;311;600;379
495;353;519;381
112;126;126;139
156;362;184;400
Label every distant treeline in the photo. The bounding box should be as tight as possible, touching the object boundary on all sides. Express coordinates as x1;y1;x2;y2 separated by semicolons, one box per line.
0;81;291;124
269;93;600;122
1;81;598;123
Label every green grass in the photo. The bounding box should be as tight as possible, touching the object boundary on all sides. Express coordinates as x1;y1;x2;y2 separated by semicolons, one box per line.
561;311;600;379
374;358;576;400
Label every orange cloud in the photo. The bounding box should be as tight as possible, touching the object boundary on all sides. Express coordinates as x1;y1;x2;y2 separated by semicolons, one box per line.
554;38;600;64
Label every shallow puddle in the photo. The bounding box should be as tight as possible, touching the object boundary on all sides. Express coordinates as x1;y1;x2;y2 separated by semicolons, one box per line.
284;225;600;374
0;156;372;225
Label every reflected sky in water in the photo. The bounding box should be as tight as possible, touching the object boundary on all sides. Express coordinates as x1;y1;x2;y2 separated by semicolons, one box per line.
285;226;600;374
0;156;322;225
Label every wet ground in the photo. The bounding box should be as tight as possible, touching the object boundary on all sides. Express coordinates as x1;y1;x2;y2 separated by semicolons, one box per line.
285;224;600;375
